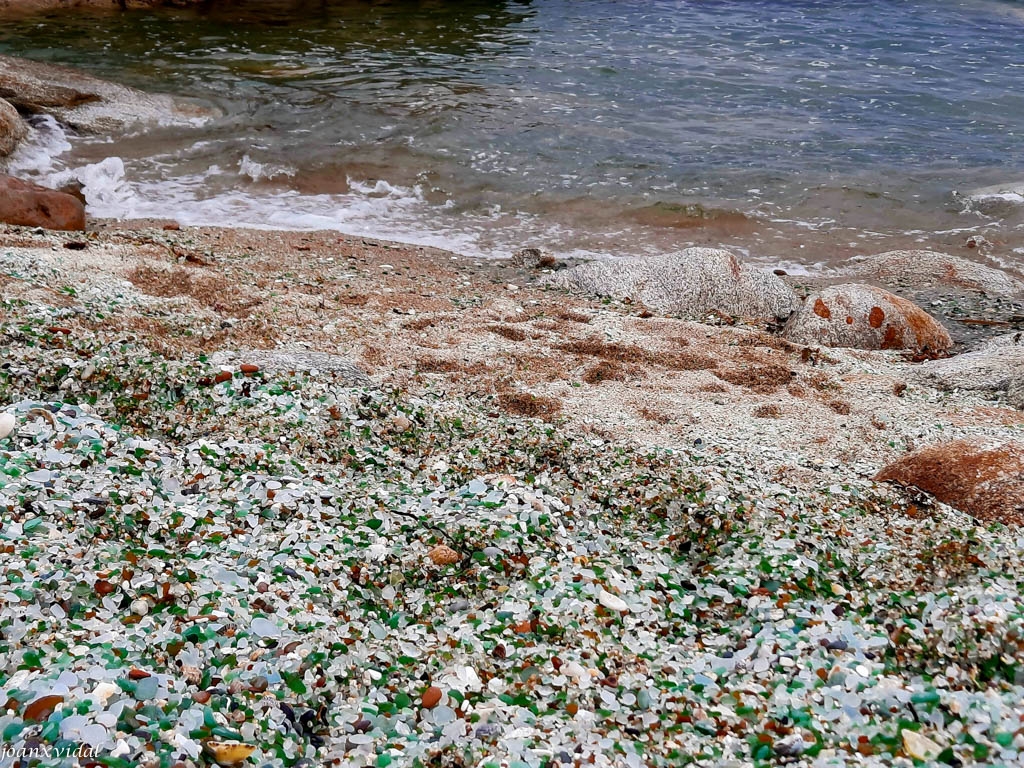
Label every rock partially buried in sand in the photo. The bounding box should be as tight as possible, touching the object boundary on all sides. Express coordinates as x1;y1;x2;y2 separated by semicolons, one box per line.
546;248;798;321
0;175;86;231
510;247;557;270
0;97;26;157
784;284;952;355
847;250;1024;298
917;331;1024;399
0;53;216;133
876;439;1024;526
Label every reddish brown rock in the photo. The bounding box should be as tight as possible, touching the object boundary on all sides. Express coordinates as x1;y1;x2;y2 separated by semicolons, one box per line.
783;284;952;355
421;686;443;708
0;175;86;231
876;440;1024;526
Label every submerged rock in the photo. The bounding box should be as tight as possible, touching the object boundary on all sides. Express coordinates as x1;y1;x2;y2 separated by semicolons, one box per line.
0;97;26;157
0;53;216;133
546;248;798;321
783;284;952;354
917;331;1024;399
876;439;1024;526
957;180;1024;218
0;174;86;231
846;250;1024;298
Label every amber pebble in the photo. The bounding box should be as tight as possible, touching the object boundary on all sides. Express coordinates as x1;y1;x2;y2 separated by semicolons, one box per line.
421;686;443;708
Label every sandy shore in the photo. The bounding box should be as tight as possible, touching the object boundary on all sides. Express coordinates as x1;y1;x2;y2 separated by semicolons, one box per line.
5;219;1018;474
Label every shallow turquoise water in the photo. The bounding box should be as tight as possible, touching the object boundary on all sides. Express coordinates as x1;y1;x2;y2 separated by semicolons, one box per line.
2;0;1024;260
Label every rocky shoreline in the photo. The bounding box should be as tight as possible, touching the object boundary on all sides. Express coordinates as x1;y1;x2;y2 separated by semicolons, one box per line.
1;49;1024;768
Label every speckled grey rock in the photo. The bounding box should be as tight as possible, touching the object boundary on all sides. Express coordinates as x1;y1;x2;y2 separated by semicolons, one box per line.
546;248;799;321
845;250;1024;298
784;283;953;354
0;97;26;158
1008;378;1024;411
918;332;1024;398
0;54;217;133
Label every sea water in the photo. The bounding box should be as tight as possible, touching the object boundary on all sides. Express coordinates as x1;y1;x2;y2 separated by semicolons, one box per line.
2;0;1024;266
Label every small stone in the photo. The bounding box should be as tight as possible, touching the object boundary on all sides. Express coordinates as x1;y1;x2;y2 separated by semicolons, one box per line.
130;599;149;616
428;545;460;566
597;588;630;613
92;683;118;705
902;730;942;761
250;617;281;638
23;694;63;722
249;676;268;693
421;686;443;708
774;733;806;757
134;676;159;701
432;705;456;725
0;412;14;440
203;741;256;767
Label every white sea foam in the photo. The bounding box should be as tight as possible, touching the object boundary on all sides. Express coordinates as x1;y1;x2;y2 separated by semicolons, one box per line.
1;115;73;177
238;154;296;182
70;159;494;256
3;124;884;268
77;158;137;212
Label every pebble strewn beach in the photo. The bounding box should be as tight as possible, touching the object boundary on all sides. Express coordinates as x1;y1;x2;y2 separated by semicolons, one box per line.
2;224;1023;767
